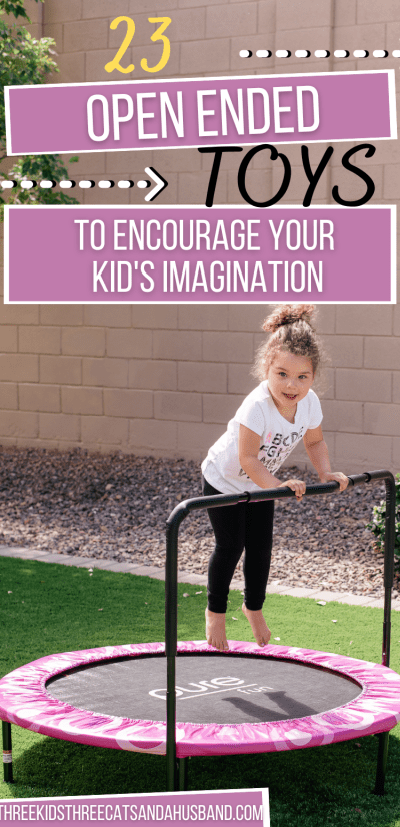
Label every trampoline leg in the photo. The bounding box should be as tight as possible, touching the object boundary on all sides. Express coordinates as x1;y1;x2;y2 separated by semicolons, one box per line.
374;732;389;795
2;722;13;783
178;757;188;791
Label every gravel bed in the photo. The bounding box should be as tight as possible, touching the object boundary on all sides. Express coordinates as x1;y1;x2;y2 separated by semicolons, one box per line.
0;447;396;598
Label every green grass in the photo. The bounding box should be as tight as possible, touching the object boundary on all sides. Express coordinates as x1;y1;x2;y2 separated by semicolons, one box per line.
2;555;400;827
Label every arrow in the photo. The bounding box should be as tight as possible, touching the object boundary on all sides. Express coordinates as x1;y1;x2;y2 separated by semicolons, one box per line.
144;167;168;202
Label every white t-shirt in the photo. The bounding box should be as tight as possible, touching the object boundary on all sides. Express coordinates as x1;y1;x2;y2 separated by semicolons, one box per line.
201;381;323;494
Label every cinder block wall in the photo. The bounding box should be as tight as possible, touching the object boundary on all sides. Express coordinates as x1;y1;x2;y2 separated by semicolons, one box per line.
0;0;399;473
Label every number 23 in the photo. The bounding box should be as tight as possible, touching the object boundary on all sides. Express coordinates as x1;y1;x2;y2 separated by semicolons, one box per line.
105;16;171;75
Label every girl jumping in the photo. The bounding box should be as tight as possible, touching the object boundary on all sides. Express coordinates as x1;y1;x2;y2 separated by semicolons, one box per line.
201;304;348;651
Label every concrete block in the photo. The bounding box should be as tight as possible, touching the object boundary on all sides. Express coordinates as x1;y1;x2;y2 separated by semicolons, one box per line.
335;433;392;473
178;362;227;393
64;19;108;52
81;416;129;445
129;359;177;390
178;305;229;331
228;305;269;333
84;306;131;327
180;38;230;75
166;7;206;40
55;52;86;83
154;390;202;421
104;388;153;417
0;383;18;410
334;593;374;606
153;330;202;361
322;335;363;368
384;164;400;201
364;403;400;436
90;559;126;570
394;302;400;337
206;3;257;37
321;399;363;433
52;555;89;567
364;337;400;370
178;170;228;204
61;386;103;415
362;598;385;608
40;356;82;385
333;22;385;48
131;305;178;329
75;558;98;568
0;411;39;438
203;331;254;363
177;573;207;585
46;0;82;23
83;358;129;387
153;148;201;173
62;152;105;176
277;0;331;29
0;304;39;325
0;354;39;383
334;0;356;25
310;590;352;602
40;306;84;326
19;327;60;355
83;0;129;17
19;384;61;413
228;364;255;395
357;0;400;23
62;328;106;357
129;418;177;450
0;326;17;352
177;421;226;456
107;328;152;358
282;587;323;599
267;582;297;594
105;149;153;174
129;564;166;577
336;368;391;402
39;413;80;442
258;0;276;32
203;393;243;424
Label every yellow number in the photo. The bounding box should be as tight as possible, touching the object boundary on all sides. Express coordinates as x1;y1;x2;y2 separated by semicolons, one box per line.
141;17;171;74
105;17;135;74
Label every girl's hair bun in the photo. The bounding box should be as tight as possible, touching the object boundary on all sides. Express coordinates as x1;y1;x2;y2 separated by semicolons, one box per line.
262;303;315;333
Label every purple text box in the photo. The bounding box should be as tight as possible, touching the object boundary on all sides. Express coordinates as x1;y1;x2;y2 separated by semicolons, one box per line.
4;205;396;304
0;789;269;827
5;71;396;156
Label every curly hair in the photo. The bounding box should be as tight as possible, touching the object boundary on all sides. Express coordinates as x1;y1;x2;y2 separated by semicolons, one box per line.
252;304;321;381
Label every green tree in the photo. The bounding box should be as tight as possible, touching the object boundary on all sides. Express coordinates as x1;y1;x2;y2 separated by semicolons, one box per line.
0;0;78;215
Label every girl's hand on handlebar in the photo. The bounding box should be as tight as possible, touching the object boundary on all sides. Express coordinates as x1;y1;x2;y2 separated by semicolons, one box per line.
278;479;306;501
320;472;349;492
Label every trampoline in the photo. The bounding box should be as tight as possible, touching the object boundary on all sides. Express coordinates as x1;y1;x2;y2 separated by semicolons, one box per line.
1;470;399;794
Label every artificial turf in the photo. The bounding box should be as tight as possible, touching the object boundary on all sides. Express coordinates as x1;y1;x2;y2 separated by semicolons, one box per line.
2;554;400;827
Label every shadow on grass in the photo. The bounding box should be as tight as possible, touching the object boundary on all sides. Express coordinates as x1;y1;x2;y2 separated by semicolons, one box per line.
6;730;400;827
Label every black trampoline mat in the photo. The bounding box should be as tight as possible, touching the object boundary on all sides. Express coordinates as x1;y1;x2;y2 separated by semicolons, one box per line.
46;654;362;725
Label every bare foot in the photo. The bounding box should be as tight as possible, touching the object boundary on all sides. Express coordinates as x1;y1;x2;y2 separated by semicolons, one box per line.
205;608;229;651
242;604;271;647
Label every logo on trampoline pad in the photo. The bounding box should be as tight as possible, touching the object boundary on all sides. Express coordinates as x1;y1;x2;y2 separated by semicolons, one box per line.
149;676;274;700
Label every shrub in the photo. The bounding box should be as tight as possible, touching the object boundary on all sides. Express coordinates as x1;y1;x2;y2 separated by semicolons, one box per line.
0;0;78;218
366;473;400;567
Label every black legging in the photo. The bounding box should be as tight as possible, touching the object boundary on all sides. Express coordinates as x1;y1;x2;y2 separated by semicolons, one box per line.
202;476;274;613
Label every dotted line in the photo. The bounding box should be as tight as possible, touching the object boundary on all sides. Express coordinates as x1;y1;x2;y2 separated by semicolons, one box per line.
1;179;151;190
239;49;397;59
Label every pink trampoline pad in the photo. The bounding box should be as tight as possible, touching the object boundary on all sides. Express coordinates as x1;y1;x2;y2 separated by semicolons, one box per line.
1;641;400;758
